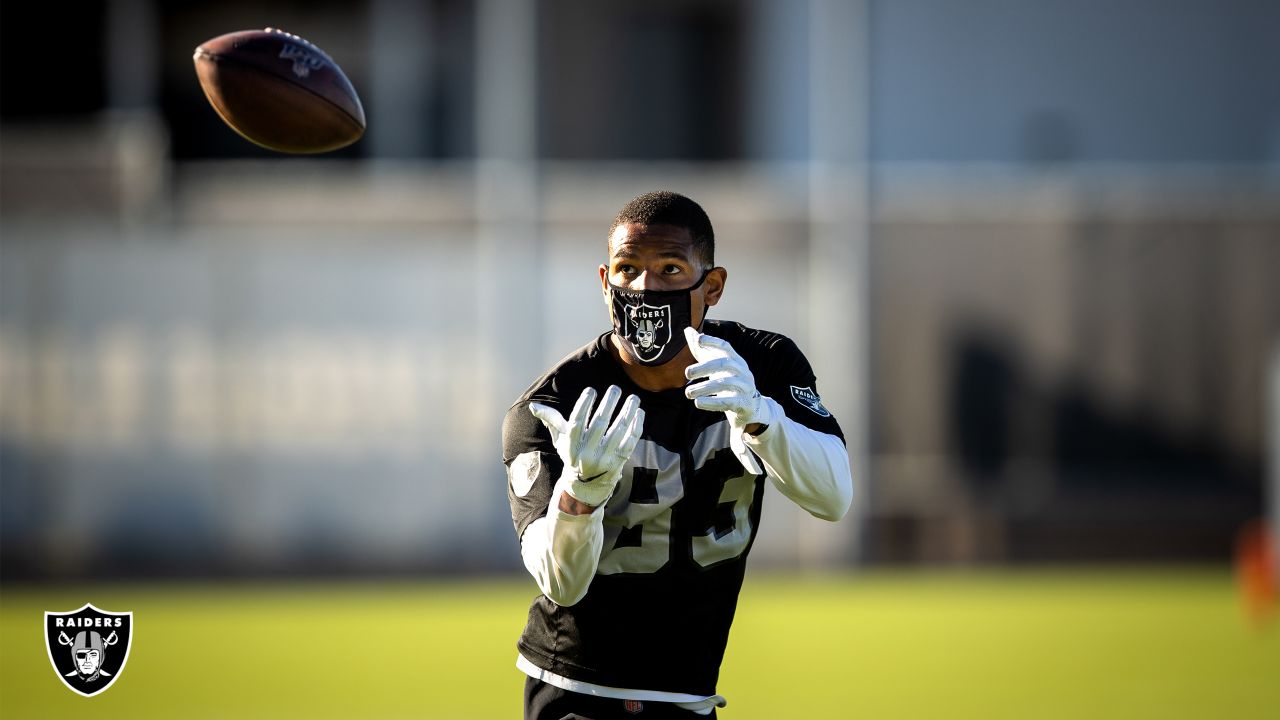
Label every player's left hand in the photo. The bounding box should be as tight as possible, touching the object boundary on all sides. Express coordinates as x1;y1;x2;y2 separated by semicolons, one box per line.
683;327;777;434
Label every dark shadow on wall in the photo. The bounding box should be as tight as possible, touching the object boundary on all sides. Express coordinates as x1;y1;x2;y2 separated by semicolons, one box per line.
1027;376;1263;562
871;327;1263;565
950;330;1021;498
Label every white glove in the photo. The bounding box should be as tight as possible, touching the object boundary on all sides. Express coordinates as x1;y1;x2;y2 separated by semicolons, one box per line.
684;327;779;474
530;385;644;508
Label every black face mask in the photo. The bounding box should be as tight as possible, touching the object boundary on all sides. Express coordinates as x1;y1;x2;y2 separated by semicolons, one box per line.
608;270;710;366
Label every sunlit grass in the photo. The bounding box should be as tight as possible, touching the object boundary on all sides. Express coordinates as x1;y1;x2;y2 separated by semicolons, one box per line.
2;568;1275;719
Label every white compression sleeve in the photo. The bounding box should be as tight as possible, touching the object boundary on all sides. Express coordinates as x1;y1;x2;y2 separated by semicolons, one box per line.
742;397;853;521
519;475;605;606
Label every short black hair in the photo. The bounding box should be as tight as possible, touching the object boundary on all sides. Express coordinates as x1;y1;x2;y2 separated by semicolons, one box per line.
608;190;715;268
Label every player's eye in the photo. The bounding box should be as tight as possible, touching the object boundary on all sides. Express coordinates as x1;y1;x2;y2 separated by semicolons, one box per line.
662;264;683;275
616;264;637;275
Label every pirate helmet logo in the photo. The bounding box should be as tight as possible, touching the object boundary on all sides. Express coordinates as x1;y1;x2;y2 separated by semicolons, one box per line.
624;304;672;361
45;603;133;697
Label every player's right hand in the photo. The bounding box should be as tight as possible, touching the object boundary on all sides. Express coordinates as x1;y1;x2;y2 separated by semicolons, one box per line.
529;386;644;509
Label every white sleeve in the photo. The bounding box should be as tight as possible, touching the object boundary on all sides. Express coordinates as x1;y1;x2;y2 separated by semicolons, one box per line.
518;474;605;606
742;396;853;521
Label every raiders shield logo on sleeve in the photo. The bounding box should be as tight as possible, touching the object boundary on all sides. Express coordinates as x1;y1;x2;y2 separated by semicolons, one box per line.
45;603;133;697
789;385;831;417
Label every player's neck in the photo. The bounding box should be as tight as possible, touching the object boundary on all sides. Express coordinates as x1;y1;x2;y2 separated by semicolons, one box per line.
608;335;692;392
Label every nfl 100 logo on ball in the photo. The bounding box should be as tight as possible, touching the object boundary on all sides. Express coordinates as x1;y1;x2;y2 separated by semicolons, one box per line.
44;603;133;697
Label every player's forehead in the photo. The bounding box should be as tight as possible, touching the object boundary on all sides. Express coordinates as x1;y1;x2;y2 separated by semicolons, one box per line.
608;223;697;263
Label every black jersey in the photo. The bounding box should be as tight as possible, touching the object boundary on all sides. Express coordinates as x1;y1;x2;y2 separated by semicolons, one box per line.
503;320;844;695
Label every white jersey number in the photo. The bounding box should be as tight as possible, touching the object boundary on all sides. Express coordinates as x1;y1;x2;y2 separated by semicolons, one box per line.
596;424;757;574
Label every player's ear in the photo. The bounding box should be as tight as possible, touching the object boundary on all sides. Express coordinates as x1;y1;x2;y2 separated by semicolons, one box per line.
599;264;611;303
702;267;727;307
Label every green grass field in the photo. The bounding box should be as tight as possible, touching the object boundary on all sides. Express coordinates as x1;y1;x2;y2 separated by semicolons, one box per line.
2;568;1276;719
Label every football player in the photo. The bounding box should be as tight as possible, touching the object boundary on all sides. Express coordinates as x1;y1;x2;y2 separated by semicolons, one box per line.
504;191;853;718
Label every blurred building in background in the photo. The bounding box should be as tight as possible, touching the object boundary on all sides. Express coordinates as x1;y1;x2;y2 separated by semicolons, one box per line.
2;0;1278;579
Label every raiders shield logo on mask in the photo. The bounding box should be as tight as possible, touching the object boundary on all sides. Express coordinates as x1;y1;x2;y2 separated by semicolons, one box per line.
45;603;133;697
623;303;673;363
608;270;709;367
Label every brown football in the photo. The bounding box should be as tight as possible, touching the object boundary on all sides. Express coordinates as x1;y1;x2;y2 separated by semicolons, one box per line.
193;28;365;154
